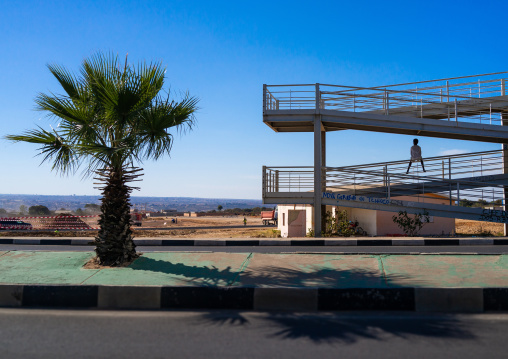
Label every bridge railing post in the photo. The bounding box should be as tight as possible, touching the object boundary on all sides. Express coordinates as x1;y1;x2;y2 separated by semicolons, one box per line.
457;183;460;205
387;175;391;200
275;170;279;192
454;98;458;123
262;166;267;197
315;83;320;110
263;84;267;111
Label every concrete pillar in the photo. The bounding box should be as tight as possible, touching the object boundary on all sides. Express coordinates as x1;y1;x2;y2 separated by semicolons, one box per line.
314;115;323;237
322;131;326;168
503;114;508;236
321;129;327;233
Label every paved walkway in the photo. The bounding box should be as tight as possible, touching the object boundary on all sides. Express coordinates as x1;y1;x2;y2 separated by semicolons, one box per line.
0;250;507;312
0;251;506;288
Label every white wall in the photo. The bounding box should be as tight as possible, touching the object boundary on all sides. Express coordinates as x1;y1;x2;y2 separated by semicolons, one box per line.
278;204;313;238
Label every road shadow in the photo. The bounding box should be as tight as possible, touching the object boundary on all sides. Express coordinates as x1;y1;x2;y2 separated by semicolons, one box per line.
197;311;476;344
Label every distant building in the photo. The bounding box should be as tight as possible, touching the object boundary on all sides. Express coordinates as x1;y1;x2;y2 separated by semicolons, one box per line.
54;210;73;215
184;212;206;217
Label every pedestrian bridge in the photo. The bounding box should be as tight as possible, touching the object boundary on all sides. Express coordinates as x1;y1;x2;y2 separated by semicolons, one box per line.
262;72;508;233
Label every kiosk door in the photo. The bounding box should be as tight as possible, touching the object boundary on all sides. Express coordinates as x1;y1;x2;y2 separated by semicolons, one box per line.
288;210;306;237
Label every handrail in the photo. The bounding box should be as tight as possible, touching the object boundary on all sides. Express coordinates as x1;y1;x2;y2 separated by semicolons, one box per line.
263;72;508;125
263;149;506;207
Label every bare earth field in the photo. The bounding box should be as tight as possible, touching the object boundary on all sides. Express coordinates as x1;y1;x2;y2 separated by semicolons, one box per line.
455;219;504;236
0;216;276;238
0;216;505;238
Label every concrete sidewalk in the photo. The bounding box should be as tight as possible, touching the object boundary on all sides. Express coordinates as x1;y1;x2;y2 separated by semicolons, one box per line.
0;250;507;312
1;236;507;246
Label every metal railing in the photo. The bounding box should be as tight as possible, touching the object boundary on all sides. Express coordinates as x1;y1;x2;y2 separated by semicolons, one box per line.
264;72;508;125
263;150;506;207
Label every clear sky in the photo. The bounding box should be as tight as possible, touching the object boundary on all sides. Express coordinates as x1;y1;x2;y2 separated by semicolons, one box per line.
1;0;507;199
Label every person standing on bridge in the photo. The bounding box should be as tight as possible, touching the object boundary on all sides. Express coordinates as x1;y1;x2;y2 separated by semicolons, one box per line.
406;138;426;174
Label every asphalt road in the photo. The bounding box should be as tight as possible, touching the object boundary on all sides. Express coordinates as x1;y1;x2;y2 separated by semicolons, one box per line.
1;244;508;253
0;308;506;359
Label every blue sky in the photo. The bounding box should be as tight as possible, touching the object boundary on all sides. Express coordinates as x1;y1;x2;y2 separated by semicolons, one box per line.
1;0;507;199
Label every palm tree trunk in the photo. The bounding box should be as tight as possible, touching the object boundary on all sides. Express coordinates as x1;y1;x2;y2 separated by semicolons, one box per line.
94;167;138;265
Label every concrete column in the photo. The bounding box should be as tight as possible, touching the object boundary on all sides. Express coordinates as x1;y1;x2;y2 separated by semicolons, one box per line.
321;129;327;232
322;131;326;167
503;114;508;236
314;115;323;237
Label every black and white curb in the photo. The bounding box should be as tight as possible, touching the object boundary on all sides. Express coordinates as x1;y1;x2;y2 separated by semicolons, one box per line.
0;238;507;246
0;285;507;312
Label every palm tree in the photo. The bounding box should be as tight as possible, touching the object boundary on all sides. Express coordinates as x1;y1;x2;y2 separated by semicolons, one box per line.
6;52;198;265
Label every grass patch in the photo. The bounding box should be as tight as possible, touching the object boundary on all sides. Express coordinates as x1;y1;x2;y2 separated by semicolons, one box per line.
253;229;281;238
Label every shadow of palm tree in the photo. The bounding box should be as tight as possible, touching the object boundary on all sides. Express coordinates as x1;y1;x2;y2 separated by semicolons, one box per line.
129;256;236;287
236;264;420;288
129;256;422;288
130;254;474;342
197;311;475;344
263;312;475;343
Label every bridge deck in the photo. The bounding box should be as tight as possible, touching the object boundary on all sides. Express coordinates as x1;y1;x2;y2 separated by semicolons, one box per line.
264;73;508;142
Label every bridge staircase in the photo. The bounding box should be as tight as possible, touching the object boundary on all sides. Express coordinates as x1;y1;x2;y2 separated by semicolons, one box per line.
263;150;508;222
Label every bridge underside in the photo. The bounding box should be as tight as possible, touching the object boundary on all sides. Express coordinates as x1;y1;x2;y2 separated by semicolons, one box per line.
264;109;508;143
263;191;506;223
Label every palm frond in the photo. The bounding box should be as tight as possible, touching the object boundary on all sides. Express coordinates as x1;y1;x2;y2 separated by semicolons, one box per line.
46;64;83;99
5;127;79;174
131;93;198;160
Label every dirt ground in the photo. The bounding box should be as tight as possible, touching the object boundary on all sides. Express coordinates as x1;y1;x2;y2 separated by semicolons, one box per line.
455;219;504;236
0;215;277;238
1;216;505;238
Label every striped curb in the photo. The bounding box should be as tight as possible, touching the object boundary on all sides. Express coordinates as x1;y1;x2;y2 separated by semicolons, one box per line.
0;238;507;246
0;285;506;312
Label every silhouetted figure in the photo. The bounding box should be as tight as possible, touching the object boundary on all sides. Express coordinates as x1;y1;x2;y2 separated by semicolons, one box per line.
406;138;426;174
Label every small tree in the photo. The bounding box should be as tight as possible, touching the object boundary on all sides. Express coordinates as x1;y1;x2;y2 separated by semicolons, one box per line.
19;205;27;215
459;199;474;207
84;203;101;214
28;205;51;215
474;199;489;208
323;209;355;237
392;210;430;237
217;205;223;211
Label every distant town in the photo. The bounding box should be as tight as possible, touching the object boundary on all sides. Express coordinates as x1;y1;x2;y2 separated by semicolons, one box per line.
0;194;263;214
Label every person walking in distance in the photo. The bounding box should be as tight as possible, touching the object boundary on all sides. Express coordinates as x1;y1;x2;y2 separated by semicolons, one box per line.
243;216;247;226
406;138;426;174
